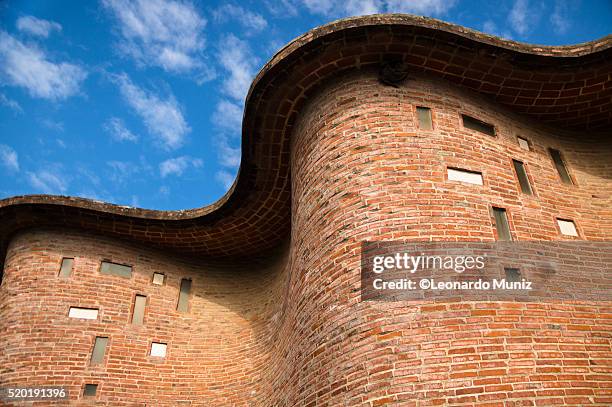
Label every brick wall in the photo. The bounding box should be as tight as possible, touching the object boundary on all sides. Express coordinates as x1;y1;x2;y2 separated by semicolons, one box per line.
259;70;612;405
1;69;611;406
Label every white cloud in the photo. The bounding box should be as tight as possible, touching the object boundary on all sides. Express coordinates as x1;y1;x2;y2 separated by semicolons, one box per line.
40;119;64;132
27;168;67;194
0;93;23;113
217;34;258;102
107;160;143;184
159;155;202;178
212;100;242;133
16;15;62;38
550;1;570;35
217;140;241;168
301;0;456;17
213;4;267;32
102;0;206;72
509;0;529;35
114;73;190;150
104;117;138;142
0;144;19;172
215;170;236;190
0;31;87;100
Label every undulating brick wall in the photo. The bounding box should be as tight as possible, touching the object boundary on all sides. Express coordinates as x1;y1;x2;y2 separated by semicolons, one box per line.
1;70;610;406
259;70;612;406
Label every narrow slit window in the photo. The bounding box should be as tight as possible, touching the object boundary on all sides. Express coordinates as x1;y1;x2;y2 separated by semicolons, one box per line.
69;307;99;320
517;137;530;151
177;278;192;313
557;218;578;237
504;268;521;283
90;337;108;365
131;295;146;325
59;258;74;277
83;384;97;397
447;167;483;185
512;159;533;195
416;106;433;130
152;272;165;286
492;207;512;241
549;148;573;184
100;261;132;278
150;342;167;358
462;114;496;136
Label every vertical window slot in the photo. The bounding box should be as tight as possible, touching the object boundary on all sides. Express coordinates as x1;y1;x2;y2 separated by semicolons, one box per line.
131;295;146;325
177;278;192;313
59;258;74;277
416;106;433;130
512;159;533;195
549;148;573;184
492;207;512;241
90;337;108;365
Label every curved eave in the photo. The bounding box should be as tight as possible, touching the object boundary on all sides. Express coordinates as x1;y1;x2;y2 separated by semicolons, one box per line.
1;14;611;268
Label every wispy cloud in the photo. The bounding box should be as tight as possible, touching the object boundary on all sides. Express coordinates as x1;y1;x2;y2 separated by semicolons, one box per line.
508;0;542;36
213;4;268;33
159;155;202;178
0;93;23;113
104;117;138;142
217;34;258;102
300;0;456;17
0;31;87;100
102;0;208;74
215;170;236;190
27;167;68;194
114;73;190;150
40;119;64;132
550;1;570;35
481;20;513;40
212;99;242;134
107;160;144;184
0;144;19;172
16;15;62;38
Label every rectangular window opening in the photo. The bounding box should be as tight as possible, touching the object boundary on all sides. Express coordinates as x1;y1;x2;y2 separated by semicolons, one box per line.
557;218;578;237
83;384;97;397
504;267;521;283
462;114;496;136
59;258;74;277
69;307;99;320
447;167;483;185
150;342;167;358
100;261;132;278
177;278;192;313
549;148;573;185
512;159;533;195
492;207;512;241
152;272;165;286
90;337;108;365
131;295;146;325
517;137;530;151
416;106;433;130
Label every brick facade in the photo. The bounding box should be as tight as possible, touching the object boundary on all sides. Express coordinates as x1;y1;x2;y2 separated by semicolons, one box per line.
1;15;611;406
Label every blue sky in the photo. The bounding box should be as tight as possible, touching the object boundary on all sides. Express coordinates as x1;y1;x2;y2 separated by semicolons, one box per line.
1;0;610;210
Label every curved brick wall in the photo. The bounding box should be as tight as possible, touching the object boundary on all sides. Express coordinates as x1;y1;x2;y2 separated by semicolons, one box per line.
258;70;612;406
0;229;286;406
1;23;612;407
